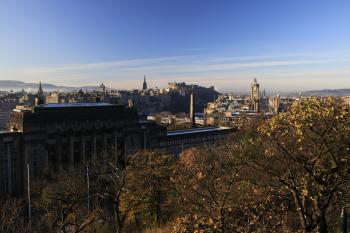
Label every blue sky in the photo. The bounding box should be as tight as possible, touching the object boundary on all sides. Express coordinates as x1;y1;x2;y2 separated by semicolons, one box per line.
0;0;350;93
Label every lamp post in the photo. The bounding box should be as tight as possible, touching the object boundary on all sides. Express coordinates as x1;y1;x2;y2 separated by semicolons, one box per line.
86;164;90;214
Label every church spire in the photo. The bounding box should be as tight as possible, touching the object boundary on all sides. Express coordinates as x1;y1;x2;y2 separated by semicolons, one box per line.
38;81;43;95
142;75;147;90
35;80;45;106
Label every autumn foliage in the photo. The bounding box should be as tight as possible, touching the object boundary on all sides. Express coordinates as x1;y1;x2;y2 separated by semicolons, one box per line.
255;97;350;233
2;97;350;232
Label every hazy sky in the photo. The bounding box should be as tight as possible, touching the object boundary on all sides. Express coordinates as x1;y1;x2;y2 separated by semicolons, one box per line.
0;0;350;92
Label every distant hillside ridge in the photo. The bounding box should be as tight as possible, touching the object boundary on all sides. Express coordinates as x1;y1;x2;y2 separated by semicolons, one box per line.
301;89;350;97
0;80;97;92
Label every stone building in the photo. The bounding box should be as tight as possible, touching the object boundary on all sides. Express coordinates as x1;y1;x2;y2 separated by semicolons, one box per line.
269;94;281;114
0;102;233;196
0;131;22;194
158;127;234;155
251;78;261;112
1;103;161;195
45;91;67;104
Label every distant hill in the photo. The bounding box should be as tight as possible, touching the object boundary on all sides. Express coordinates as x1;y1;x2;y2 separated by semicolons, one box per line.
301;89;350;97
0;80;98;92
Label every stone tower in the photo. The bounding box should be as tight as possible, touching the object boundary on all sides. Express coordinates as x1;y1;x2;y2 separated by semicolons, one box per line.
142;75;147;91
190;90;195;128
251;78;260;112
128;98;134;108
99;82;106;94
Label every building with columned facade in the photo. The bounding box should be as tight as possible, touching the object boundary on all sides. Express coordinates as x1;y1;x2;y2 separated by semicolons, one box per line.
0;102;234;196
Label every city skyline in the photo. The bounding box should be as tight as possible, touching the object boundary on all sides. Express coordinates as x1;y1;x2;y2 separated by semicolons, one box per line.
1;0;350;92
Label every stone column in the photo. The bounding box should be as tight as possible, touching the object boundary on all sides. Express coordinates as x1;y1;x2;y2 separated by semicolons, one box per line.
103;134;107;154
81;137;86;165
114;132;118;161
43;144;49;171
13;140;21;193
143;131;147;150
69;137;74;170
23;142;29;192
123;138;128;160
57;141;62;170
6;144;12;194
92;135;97;160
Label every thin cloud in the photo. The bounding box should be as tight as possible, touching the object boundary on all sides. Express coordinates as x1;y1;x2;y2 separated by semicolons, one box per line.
0;51;350;91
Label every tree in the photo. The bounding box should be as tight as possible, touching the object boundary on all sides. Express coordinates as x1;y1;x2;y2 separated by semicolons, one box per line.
252;97;350;233
121;150;176;230
33;170;102;233
89;153;129;233
0;198;30;233
172;146;287;233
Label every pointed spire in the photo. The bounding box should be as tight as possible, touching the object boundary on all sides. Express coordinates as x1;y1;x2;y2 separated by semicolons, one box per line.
142;75;148;90
38;80;43;95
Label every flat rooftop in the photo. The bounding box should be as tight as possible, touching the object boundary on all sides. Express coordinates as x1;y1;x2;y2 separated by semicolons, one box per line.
0;130;21;136
35;103;114;108
167;127;233;136
32;102;128;113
